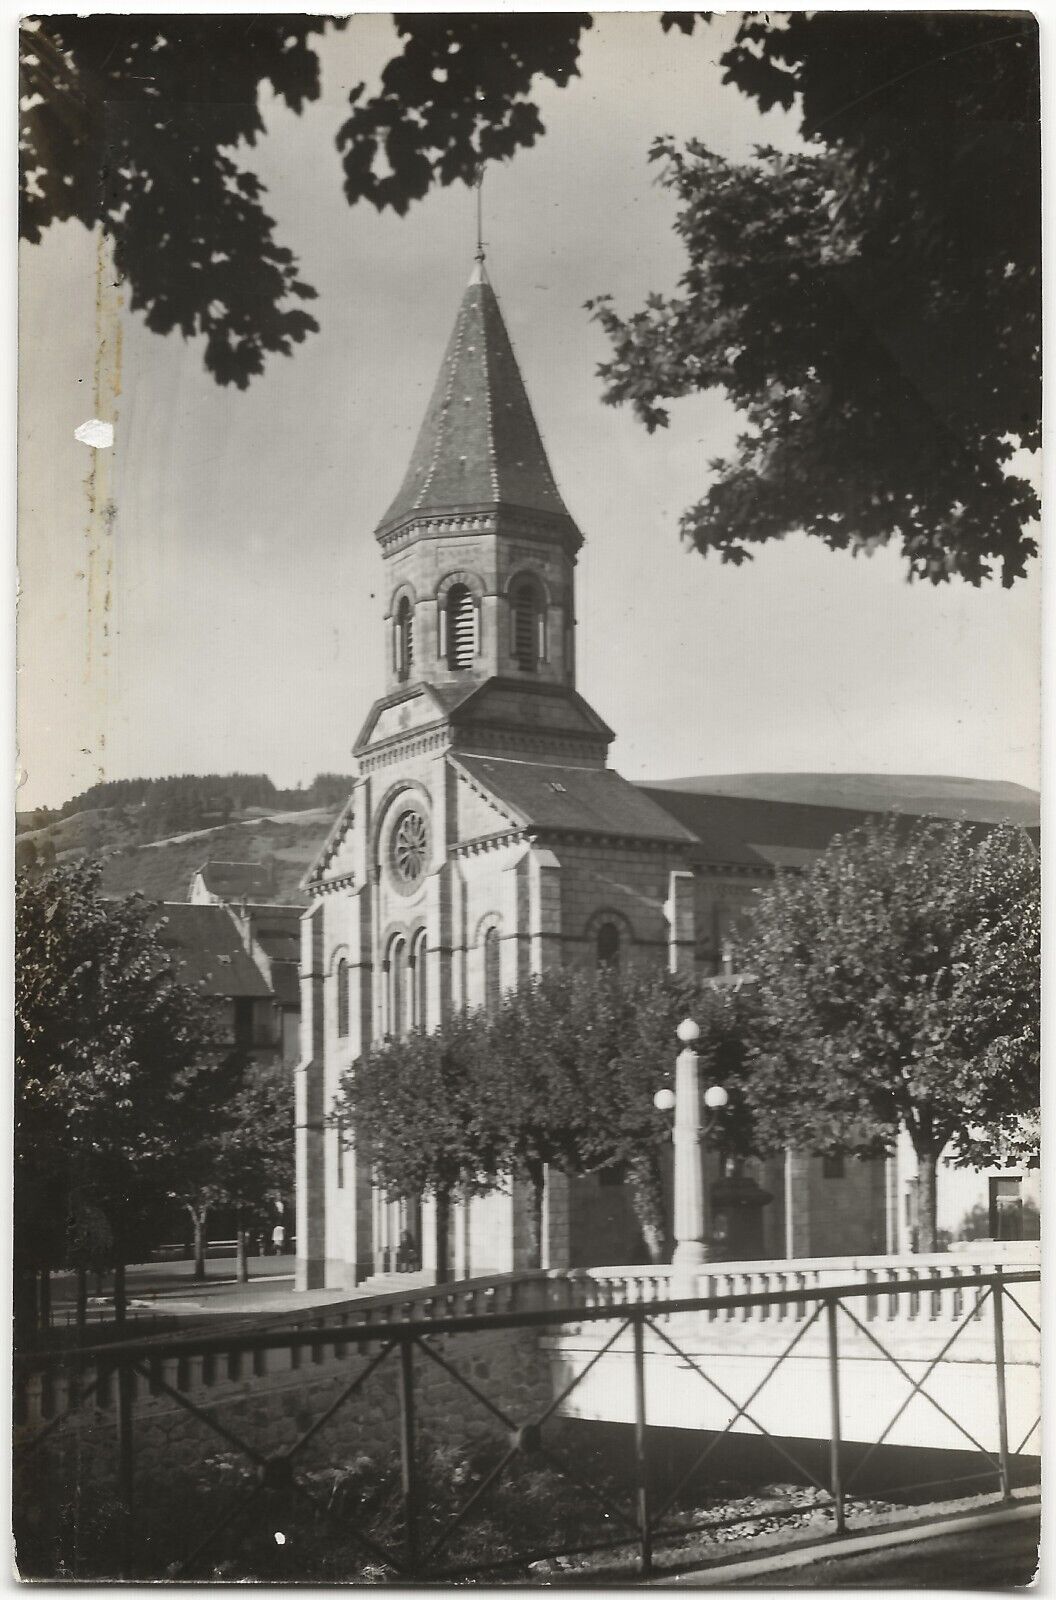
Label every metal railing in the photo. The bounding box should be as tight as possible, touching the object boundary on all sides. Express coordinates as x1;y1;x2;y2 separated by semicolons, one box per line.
13;1267;1040;1582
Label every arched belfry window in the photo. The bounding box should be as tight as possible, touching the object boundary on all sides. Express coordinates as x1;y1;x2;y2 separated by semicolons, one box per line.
483;926;501;1016
596;922;621;970
394;595;414;681
510;577;544;672
446;583;476;670
336;956;350;1036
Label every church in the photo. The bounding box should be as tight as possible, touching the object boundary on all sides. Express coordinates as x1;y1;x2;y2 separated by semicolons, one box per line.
295;253;1039;1293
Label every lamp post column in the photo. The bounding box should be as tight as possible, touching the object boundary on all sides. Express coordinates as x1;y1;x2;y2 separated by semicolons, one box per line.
672;1035;708;1277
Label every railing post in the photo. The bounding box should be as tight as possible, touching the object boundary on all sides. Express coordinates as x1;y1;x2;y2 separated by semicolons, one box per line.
992;1273;1012;1502
825;1298;846;1534
633;1314;652;1577
399;1337;418;1572
116;1355;135;1574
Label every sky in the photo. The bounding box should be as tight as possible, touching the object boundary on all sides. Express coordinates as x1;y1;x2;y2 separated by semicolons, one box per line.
16;12;1041;812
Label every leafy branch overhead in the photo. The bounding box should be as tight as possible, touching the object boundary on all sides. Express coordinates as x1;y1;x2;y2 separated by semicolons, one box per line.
20;13;1039;582
590;13;1039;586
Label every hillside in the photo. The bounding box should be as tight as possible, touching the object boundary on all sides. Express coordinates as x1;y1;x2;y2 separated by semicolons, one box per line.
16;805;340;904
647;773;1040;827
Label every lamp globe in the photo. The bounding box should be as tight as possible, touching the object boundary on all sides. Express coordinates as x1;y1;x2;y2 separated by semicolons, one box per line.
703;1085;729;1110
653;1087;677;1113
676;1017;700;1045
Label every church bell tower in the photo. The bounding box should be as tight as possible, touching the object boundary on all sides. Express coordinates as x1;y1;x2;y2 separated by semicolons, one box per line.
375;256;583;701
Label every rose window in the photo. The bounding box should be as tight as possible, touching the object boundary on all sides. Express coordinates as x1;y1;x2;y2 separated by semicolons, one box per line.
391;810;429;886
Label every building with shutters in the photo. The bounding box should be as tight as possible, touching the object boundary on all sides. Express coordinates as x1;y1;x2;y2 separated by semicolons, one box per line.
295;254;1039;1293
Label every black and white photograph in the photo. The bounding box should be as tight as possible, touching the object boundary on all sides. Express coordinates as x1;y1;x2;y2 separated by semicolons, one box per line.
14;6;1042;1584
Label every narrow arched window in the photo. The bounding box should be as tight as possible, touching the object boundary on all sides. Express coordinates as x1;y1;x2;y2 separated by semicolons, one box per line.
336;957;350;1037
387;936;407;1038
510;578;543;672
446;583;476;669
596;922;620;970
395;595;414;681
483;926;501;1016
410;929;428;1031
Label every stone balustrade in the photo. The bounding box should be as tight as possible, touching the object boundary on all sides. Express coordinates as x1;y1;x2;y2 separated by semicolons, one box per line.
15;1246;1039;1435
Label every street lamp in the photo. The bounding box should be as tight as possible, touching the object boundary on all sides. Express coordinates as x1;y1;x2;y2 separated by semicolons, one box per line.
654;1017;728;1288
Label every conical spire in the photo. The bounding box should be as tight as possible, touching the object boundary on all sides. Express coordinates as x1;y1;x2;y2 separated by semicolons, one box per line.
375;265;581;548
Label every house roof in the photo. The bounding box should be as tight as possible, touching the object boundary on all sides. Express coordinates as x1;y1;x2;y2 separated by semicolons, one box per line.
195;860;274;901
153;903;272;998
374;261;581;549
237;903;302;964
453;755;697;845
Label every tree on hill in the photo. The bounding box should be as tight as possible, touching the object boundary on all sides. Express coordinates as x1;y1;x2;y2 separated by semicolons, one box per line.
21;14;1037;583
736;818;1040;1252
15;860;225;1341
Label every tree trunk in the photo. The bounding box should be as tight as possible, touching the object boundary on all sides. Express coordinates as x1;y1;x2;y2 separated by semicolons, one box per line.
187;1206;208;1280
113;1261;127;1329
915;1146;940;1253
434;1188;452;1284
525;1160;545;1271
235;1226;249;1284
76;1267;88;1344
628;1153;668;1264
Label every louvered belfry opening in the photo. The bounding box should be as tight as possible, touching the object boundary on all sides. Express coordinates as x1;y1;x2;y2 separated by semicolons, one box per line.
511;578;540;672
447;583;476;669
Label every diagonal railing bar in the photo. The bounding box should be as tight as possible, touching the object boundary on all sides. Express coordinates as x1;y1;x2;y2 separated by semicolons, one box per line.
414;1334;517;1431
18;1378;100;1456
286;1466;407;1576
1000;1291;1041;1335
129;1361;269;1468
174;1478;265;1579
1013;1416;1040;1456
646;1312;830;1508
837;1297;1000;1485
285;1340;396;1461
531;1317;633;1430
421;1442;521;1566
650;1304;828;1525
537;1442;639;1535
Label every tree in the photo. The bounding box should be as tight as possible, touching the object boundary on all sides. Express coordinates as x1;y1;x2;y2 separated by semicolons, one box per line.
737;818;1040;1252
590;12;1039;587
587;970;756;1262
15;860;223;1340
335;1011;496;1282
167;1053;294;1282
22;16;1038;581
477;970;619;1270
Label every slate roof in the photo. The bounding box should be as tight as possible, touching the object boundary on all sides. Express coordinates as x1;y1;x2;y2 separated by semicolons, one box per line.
237;903;302;1007
152;904;272;998
637;778;1039;873
375;262;581;546
649;773;1040;827
454;756;697;844
196;861;274;900
239;904;302;965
